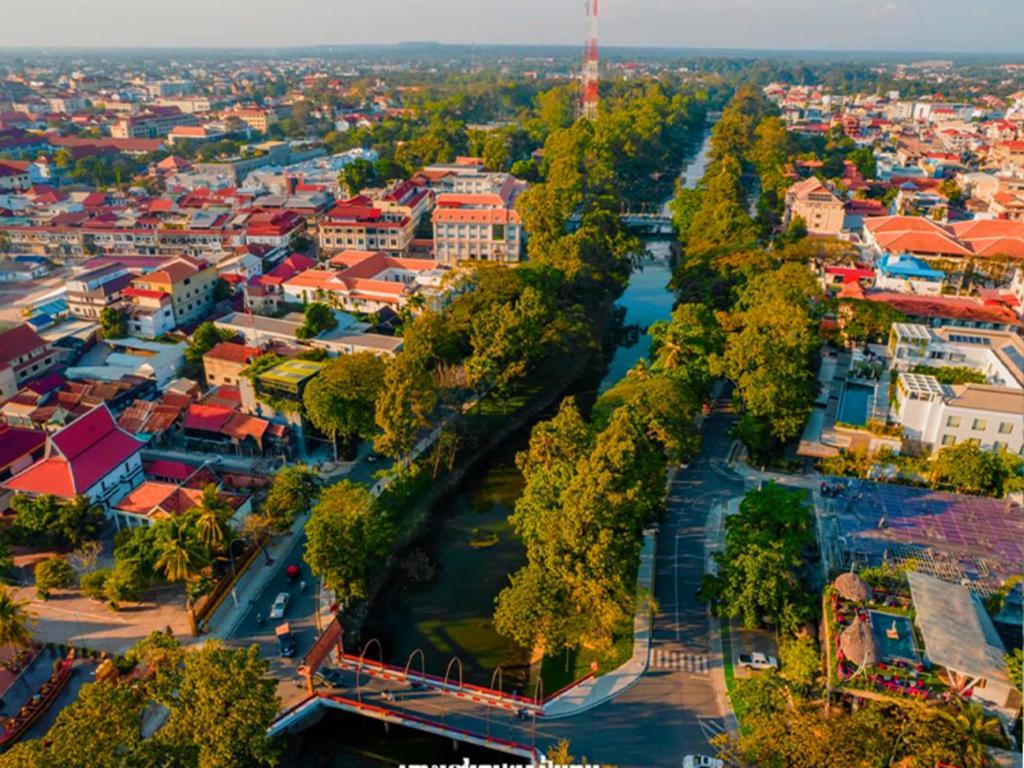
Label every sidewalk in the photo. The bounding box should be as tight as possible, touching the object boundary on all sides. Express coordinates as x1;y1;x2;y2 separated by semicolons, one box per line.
202;508;311;642
543;529;656;718
705;500;740;733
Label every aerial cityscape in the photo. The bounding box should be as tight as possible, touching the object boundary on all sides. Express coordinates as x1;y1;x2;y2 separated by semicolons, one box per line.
0;2;1022;767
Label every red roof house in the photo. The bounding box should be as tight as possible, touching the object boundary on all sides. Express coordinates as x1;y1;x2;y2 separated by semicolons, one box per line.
4;404;144;506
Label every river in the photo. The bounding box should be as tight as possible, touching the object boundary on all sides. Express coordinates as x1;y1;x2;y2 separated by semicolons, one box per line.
283;131;714;767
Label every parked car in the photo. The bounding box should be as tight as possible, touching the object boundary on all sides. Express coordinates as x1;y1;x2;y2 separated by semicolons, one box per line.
737;652;778;671
276;623;296;658
683;756;723;768
269;592;290;620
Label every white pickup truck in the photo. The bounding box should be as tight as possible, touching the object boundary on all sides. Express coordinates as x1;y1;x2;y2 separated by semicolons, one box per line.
737;651;779;671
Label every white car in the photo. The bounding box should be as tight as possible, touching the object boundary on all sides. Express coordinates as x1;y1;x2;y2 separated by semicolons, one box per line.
269;592;290;620
737;651;779;671
683;756;723;768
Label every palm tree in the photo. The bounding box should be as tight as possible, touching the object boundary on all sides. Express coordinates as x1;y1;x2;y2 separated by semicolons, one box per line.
155;518;209;636
0;586;34;651
154;518;208;584
190;485;233;554
951;700;1004;768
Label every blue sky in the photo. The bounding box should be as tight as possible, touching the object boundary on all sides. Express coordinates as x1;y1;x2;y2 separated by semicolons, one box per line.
2;0;1022;53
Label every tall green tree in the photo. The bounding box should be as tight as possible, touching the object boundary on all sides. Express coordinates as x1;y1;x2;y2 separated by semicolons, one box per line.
189;484;234;554
373;353;437;460
161;642;279;768
186;322;236;364
303;352;386;458
262;464;320;531
304;481;393;602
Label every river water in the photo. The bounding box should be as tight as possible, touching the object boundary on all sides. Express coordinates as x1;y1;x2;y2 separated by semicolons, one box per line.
283;131;714;767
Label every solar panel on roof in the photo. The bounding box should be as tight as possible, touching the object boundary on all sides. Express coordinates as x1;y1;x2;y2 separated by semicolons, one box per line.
1001;344;1024;371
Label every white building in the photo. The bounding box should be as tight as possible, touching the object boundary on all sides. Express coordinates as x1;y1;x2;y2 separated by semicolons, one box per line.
889;323;1024;453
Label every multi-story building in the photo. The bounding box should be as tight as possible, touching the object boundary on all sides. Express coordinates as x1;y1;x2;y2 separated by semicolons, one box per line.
111;107;199;139
67;263;133;320
432;174;526;264
281;250;450;314
0;324;57;389
318;198;413;256
224;107;277;133
202;341;262;388
783;177;846;236
130;255;217;328
122;287;177;338
244;210;306;250
889;323;1024;454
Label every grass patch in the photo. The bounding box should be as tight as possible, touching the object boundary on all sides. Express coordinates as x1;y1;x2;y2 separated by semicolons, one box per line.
538;629;634;698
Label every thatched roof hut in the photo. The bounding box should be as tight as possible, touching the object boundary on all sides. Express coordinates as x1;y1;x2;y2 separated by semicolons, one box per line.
839;620;880;669
834;571;873;603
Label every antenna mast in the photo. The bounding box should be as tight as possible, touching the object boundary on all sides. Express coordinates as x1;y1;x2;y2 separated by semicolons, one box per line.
581;0;599;120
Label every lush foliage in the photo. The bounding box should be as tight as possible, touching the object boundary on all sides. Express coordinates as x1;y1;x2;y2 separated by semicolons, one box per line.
296;302;337;339
701;484;815;634
186;321;237;365
10;494;105;549
304;481;393;601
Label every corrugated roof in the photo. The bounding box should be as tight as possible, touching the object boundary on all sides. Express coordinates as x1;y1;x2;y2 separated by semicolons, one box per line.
908;572;1008;683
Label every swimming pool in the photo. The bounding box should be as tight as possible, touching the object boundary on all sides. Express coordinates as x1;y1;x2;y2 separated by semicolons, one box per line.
838;382;873;426
870;610;919;663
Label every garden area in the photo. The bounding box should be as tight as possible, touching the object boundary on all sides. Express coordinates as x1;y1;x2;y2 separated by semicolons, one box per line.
826;571;945;703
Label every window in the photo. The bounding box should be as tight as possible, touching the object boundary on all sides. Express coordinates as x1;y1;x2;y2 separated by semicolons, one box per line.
972;419;987;431
999;422;1014;435
941;434;956;446
993;441;1007;451
945;416;961;428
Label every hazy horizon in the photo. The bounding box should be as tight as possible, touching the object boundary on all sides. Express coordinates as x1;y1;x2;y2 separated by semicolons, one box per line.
2;0;1023;55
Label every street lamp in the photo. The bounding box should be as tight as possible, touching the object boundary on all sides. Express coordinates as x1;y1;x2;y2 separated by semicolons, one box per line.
226;537;245;607
403;648;425;684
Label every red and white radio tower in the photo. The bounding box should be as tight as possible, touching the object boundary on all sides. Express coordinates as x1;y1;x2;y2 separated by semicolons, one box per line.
581;0;599;121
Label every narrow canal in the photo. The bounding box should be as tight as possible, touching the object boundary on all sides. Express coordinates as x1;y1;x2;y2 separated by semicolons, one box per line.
284;131;713;767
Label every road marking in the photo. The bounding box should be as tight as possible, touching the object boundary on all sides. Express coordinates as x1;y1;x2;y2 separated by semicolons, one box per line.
674;533;681;640
650;649;709;674
697;716;726;742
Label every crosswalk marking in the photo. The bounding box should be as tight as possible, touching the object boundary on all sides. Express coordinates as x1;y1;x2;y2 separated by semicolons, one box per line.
649;648;709;674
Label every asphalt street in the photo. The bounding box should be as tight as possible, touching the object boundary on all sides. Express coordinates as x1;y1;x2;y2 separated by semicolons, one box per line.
233;402;746;768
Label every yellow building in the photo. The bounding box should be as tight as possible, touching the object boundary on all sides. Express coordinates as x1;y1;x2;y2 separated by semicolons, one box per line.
131;255;218;329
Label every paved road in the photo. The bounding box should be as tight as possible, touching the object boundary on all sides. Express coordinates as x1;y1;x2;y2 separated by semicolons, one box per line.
277;406;747;767
236;402;745;766
545;404;744;766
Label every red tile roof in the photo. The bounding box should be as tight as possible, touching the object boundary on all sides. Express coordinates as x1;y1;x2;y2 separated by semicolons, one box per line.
184;403;233;433
0;425;45;473
5;404;144;497
203;342;260;365
0;325;49;368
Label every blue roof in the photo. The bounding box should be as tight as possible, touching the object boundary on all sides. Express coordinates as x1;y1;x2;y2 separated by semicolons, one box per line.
26;313;53;330
35;299;67;316
878;253;945;281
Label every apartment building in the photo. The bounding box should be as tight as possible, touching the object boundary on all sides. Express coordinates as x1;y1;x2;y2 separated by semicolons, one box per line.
889;323;1024;454
318;198;413;256
432;175;526;264
67;263;133;320
122;287;176;338
130;255;217;328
